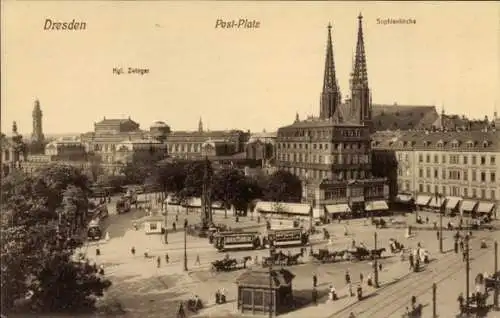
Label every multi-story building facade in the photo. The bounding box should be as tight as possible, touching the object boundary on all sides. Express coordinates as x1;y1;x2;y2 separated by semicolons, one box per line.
372;130;499;217
275;15;388;215
166;118;250;161
1;122;27;176
245;131;276;164
80;117;168;174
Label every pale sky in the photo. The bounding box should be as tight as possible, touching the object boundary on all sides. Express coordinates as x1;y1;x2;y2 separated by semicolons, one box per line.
1;1;499;135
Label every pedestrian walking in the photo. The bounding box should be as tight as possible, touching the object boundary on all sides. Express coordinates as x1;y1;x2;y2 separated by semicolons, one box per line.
359;273;364;283
454;240;459;254
195;254;200;265
457;293;464;314
96;248;101;256
312;273;318;288
177;302;186;318
409;253;414;270
425;217;429;224
345;270;351;285
312;287;318;305
436;230;439;240
460;239;464;252
131;246;136;256
173;222;176;232
378;263;382;271
165;253;169;263
157;256;161;268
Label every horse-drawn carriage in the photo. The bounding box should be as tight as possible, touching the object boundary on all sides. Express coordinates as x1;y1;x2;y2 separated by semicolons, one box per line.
372;218;387;229
312;248;347;263
389;239;405;253
347;247;386;261
211;256;251;272
261;250;303;267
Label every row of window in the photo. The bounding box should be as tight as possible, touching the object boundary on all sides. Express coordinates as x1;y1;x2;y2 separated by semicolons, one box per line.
282;166;371;181
278;152;370;165
416;153;496;165
381;139;491;149
414;183;496;200
323;185;384;200
415;167;496;183
277;142;368;151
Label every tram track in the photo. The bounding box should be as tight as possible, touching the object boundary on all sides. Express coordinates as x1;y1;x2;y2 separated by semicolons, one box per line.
330;235;495;318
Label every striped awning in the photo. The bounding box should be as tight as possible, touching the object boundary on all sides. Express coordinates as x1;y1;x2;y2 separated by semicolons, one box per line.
365;201;389;211
429;196;445;208
445;197;462;209
396;194;413;203
325;204;351;215
477;202;495;214
255;201;311;216
415;195;431;206
460;200;477;212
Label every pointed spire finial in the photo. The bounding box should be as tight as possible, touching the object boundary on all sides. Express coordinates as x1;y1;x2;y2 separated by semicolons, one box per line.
320;22;340;119
198;117;203;132
295;112;300;122
351;13;368;89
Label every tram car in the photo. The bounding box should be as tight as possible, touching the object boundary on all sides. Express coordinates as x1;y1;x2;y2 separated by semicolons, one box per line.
87;218;102;241
266;228;309;248
213;231;261;252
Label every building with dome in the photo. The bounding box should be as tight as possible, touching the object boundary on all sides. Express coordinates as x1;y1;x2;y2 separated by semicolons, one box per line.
1;122;28;176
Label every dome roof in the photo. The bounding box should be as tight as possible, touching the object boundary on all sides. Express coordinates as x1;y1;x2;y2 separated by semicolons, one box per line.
151;121;168;128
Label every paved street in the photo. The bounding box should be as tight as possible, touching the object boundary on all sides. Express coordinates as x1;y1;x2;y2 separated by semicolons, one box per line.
69;195;500;318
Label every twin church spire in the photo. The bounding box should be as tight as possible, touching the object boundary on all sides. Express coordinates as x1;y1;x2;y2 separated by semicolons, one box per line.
319;14;372;129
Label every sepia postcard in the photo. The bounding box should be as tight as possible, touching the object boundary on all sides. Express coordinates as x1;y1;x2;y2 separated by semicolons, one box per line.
1;2;499;318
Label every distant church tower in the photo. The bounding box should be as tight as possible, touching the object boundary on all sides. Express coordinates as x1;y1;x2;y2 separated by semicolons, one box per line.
350;14;372;130
198;117;204;133
31;99;45;143
319;24;341;119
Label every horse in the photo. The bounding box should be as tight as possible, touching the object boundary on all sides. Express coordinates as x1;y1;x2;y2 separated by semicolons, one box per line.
351;247;370;261
370;248;386;259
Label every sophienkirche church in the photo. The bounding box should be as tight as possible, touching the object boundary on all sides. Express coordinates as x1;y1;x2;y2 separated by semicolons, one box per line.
275;14;389;216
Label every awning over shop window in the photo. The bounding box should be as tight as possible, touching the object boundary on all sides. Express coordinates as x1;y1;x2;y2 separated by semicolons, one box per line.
445;197;462;210
415;195;431;206
460;200;477;212
254;201;311;216
477;202;495;214
365;200;389;211
325;204;351;215
429;196;445;208
396;194;413;203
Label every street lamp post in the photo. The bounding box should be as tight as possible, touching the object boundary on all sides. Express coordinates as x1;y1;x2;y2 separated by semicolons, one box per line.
183;219;188;271
268;246;274;318
163;200;169;244
494;240;498;309
432;283;437;318
465;236;470;307
374;231;379;288
439;204;443;253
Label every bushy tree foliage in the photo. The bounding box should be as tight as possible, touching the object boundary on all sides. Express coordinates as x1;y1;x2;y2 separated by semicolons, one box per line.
263;170;302;203
180;161;205;200
150;161;187;198
1;164;111;315
121;151;166;185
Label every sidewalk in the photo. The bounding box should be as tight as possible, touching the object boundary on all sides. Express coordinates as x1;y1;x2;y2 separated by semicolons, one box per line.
194;256;413;318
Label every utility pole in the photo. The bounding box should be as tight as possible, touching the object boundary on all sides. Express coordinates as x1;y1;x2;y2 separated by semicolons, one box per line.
309;198;314;255
439;207;443;253
432;283;437;318
494;240;498;309
268;246;274;318
183;219;188;271
374;231;379;288
465;236;470;306
164;202;168;244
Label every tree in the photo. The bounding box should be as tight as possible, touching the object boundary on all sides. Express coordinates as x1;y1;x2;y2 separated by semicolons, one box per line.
121;151;166;185
1;165;111;315
150;161;187;201
180;161;205;202
212;168;246;218
264;170;302;203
